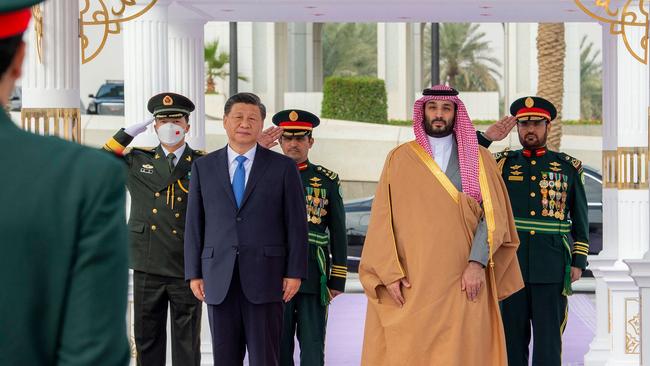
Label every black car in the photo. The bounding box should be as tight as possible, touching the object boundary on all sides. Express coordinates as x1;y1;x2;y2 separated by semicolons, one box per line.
9;86;21;111
344;165;603;273
87;80;124;115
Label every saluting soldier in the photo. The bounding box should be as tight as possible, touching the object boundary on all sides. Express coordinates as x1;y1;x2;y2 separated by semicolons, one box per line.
273;110;348;366
492;96;589;366
103;92;203;366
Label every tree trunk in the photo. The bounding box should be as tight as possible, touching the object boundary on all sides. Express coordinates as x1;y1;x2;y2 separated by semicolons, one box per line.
536;23;565;151
206;75;216;94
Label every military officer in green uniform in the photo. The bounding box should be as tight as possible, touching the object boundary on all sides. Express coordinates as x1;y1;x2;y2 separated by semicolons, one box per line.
1;1;129;364
273;109;348;366
103;92;203;366
489;97;589;366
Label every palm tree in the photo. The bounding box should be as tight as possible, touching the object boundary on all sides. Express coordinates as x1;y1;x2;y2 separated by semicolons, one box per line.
322;23;377;78
580;35;602;120
204;40;247;94
536;23;565;151
423;23;501;91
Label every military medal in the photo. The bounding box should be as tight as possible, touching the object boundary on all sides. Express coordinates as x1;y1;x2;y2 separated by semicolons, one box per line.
548;172;555;189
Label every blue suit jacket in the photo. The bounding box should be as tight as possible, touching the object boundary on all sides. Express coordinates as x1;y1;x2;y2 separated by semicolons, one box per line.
184;144;309;304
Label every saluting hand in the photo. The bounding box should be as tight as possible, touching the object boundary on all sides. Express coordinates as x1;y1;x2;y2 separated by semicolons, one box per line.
461;261;486;302
386;277;411;308
283;278;302;302
258;126;283;149
484;116;517;142
190;278;205;302
124;117;155;137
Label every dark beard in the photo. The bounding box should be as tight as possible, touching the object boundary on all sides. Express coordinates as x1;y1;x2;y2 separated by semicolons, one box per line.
519;131;548;149
424;117;455;138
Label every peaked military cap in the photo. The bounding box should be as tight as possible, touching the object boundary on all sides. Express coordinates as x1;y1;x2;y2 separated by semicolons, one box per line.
0;0;44;39
510;96;557;123
147;92;195;120
272;109;320;137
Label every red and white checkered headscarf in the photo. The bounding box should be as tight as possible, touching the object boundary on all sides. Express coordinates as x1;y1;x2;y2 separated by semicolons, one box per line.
413;85;482;203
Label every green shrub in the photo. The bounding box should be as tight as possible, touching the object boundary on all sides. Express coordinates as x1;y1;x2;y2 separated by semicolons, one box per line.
321;76;388;123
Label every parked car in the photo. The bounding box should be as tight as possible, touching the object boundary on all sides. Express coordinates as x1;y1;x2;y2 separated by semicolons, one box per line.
9;86;21;111
344;165;603;273
87;80;124;115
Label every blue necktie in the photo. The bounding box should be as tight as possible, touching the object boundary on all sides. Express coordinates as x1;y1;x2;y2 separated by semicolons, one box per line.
232;155;247;208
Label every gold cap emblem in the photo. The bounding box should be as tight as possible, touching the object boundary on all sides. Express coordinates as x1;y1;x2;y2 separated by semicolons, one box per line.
525;97;534;108
163;95;173;106
289;111;299;121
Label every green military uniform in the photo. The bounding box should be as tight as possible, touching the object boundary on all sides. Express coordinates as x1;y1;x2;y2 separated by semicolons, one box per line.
0;1;130;361
486;97;589;366
103;93;202;366
274;110;348;366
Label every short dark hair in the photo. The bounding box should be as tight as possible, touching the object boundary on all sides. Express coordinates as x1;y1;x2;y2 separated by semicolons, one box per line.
0;34;24;76
224;92;266;120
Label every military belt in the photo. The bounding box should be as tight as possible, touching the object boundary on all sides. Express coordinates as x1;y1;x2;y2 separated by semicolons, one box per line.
514;218;571;235
309;231;330;306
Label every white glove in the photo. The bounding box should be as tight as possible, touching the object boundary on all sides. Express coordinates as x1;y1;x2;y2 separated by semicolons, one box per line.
124;118;155;137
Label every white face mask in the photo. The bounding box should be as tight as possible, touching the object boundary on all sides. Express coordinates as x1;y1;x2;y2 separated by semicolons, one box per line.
156;123;186;145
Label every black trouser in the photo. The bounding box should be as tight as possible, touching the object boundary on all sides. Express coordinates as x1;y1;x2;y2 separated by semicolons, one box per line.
280;293;328;366
206;262;283;366
501;283;568;366
133;271;202;366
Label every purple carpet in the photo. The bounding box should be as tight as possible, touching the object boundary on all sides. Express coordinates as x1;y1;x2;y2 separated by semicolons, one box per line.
245;293;596;365
320;294;595;365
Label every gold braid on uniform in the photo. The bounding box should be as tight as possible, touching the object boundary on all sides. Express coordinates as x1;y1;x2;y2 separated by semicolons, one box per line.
166;184;176;210
177;179;189;193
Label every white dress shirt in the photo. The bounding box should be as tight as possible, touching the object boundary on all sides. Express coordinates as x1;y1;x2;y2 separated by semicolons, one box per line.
161;144;186;168
427;134;454;173
227;144;257;185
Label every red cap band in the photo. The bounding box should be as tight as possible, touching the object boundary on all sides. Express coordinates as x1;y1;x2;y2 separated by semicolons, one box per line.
516;107;551;120
279;121;313;129
0;8;31;39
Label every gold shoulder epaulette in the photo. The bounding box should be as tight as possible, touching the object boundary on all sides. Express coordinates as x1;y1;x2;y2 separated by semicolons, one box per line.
558;152;583;173
315;165;339;181
493;147;511;161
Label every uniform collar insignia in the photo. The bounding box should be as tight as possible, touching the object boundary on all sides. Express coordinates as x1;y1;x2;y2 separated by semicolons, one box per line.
522;147;547;158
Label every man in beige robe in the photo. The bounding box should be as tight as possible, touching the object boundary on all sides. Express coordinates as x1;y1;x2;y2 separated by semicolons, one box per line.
359;85;524;365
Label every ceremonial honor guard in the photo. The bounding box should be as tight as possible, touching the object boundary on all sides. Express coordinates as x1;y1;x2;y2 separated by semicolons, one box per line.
103;93;203;366
495;96;590;366
273;110;348;366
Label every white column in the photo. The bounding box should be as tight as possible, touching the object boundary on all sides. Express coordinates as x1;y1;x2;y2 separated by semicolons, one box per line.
626;259;650;365
377;23;414;120
251;22;287;118
168;19;206;150
602;263;641;365
563;23;580;120
287;22;322;93
123;1;171;147
593;20;649;366
22;0;79;108
584;258;617;366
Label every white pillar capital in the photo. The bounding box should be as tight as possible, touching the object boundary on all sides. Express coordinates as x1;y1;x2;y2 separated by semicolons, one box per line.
22;0;79;109
377;23;414;121
123;2;170;147
168;18;206;150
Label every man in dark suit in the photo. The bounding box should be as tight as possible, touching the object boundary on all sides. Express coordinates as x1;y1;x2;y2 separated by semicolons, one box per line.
184;92;308;366
0;1;129;365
